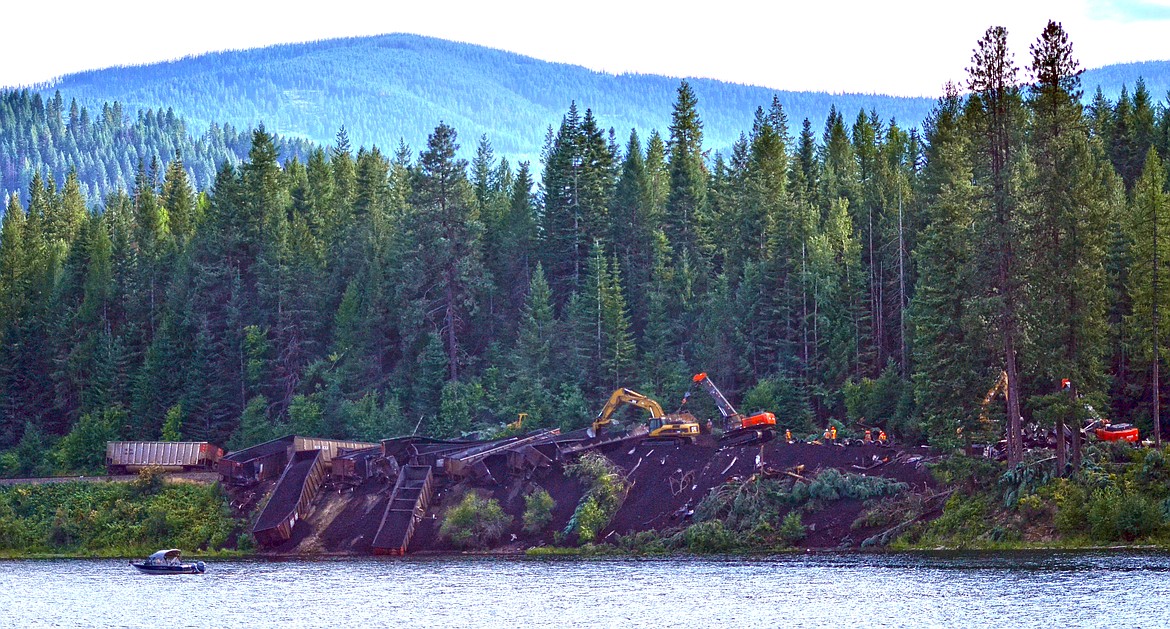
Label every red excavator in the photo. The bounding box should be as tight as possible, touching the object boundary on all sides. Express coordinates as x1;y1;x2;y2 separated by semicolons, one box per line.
691;372;776;447
1061;379;1139;443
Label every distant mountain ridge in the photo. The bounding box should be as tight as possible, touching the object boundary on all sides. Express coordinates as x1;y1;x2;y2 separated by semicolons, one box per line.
32;34;941;163
21;34;1170;167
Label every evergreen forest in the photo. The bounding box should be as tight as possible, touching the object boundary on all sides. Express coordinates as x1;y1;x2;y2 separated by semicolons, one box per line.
0;89;313;207
3;22;1170;475
31;34;939;166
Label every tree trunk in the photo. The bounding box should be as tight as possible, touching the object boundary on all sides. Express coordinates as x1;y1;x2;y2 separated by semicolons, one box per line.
445;267;459;382
1055;413;1066;476
1155;358;1162;448
1005;339;1023;466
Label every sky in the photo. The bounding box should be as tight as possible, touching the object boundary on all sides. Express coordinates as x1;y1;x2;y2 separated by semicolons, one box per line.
3;0;1169;96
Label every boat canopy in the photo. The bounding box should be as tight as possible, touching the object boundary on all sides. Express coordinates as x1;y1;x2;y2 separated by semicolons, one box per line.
147;549;182;563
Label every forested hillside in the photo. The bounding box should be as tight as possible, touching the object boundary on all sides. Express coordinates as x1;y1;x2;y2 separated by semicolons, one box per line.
33;34;937;163
2;23;1170;476
0;90;314;207
1082;61;1170;102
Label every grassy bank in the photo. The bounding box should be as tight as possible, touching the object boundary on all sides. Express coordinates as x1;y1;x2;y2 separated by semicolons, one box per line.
893;444;1170;551
0;472;245;558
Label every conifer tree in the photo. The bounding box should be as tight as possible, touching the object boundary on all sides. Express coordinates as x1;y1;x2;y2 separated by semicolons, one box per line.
967;25;1026;464
408;123;486;382
1025;20;1111;466
162;152;197;243
911;86;986;449
665;81;708;279
1125;148;1169;446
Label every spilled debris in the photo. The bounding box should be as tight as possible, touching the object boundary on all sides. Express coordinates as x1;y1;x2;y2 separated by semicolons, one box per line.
214;429;935;555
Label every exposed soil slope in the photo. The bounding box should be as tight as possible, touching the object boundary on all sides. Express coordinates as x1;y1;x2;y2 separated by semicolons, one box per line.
250;439;935;555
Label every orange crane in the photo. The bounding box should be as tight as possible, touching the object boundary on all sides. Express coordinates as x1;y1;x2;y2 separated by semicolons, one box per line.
1061;379;1139;443
691;373;777;446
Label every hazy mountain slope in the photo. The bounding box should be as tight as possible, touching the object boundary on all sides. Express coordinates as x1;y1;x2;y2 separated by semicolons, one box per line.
1082;61;1170;101
0;90;314;205
36;34;938;161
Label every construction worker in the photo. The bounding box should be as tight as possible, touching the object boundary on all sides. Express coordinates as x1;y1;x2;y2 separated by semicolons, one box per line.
785;428;793;443
864;429;873;444
823;426;832;443
877;429;888;445
828;425;837;445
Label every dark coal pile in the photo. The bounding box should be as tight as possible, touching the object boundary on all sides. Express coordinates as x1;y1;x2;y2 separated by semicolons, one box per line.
247;435;937;554
596;440;934;546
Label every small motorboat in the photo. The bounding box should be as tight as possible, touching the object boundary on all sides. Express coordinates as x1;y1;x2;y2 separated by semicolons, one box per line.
130;549;206;575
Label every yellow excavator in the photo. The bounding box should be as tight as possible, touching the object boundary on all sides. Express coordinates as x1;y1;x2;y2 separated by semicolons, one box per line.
588;388;702;444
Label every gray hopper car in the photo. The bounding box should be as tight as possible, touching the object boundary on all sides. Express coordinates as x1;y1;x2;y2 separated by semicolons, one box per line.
105;441;224;474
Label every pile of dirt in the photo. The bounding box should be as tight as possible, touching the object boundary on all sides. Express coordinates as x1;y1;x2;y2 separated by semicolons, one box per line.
248;439;938;555
410;464;588;553
597;440;936;547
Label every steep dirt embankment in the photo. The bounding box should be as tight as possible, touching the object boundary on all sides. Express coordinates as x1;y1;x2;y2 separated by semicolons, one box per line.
256;440;935;555
602;440;934;547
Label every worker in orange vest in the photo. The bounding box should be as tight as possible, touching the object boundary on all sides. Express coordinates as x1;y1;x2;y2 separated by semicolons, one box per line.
785;428;793;443
864;429;873;444
877;429;888;445
828;425;837;444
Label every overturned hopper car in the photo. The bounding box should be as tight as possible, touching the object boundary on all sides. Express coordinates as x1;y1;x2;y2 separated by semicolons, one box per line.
106;441;224;474
252;449;327;547
218;436;296;486
333;446;395;486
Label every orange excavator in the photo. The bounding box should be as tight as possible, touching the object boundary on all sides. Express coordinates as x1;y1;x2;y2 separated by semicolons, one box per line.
1061;379;1139;443
691;373;777;447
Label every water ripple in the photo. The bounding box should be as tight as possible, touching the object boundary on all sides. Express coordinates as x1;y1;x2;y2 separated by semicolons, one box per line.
2;552;1169;628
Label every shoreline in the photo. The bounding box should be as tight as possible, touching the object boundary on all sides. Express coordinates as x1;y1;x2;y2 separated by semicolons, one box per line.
2;543;1166;561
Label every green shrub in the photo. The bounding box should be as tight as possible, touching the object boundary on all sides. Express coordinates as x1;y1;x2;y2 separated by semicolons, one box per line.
617;530;666;554
916;493;990;546
1053;480;1088;535
928;454;1001;490
681;520;737;553
778;511;806;545
1016;494;1045;519
0;453;19;479
54;408;123;475
439;491;513;549
1116;493;1163;540
0;479;239;556
522;488;556;535
131;468;165;497
563;453;627;543
572;497;607;543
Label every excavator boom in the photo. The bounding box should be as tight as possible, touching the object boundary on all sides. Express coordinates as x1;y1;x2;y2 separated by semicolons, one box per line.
591;388;692;440
692;372;776;445
692;372;740;421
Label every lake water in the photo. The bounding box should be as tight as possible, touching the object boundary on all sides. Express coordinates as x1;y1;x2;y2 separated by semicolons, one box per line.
2;551;1168;628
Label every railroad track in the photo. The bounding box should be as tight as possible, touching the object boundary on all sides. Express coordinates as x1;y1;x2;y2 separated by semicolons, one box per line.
0;471;219;486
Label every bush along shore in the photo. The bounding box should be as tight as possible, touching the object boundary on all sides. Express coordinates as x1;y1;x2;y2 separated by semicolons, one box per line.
0;470;243;558
892;444;1170;550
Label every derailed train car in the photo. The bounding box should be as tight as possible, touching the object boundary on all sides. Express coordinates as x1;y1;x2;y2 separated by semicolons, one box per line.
218;435;379;486
218;436;297;485
251;449;327;547
105;441;224;474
